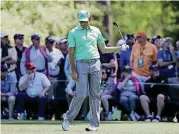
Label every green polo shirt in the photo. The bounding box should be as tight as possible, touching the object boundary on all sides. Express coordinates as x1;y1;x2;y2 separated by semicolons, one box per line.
68;25;104;60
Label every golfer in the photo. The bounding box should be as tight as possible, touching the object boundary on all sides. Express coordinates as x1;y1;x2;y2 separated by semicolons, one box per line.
62;10;127;131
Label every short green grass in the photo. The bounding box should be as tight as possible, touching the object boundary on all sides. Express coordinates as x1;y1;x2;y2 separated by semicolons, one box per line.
1;120;179;134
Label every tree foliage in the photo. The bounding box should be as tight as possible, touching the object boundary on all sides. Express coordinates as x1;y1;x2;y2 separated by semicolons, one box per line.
1;1;179;46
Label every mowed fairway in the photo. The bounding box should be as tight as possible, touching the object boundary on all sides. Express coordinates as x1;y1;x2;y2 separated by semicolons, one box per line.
1;120;179;134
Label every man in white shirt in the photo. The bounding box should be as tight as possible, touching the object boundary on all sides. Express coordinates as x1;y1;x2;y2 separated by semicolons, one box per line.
45;36;64;99
17;62;51;120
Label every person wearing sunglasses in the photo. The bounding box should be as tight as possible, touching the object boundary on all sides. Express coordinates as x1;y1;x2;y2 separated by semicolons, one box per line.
14;33;27;82
20;34;53;76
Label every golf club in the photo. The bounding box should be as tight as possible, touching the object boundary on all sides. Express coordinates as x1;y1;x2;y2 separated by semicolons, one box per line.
113;22;125;41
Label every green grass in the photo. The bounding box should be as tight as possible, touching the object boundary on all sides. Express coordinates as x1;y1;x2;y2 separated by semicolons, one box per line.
1;120;179;134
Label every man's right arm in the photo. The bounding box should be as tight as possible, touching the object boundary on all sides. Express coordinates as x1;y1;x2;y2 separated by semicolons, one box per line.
19;75;30;91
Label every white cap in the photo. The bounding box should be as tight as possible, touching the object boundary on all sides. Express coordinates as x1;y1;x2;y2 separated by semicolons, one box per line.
56;37;67;44
117;39;126;46
0;32;8;38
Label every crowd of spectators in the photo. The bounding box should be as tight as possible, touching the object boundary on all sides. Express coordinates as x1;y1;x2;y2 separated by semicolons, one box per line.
1;31;179;122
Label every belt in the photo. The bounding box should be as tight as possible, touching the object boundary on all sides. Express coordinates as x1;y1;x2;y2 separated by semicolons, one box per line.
79;59;99;63
36;69;45;73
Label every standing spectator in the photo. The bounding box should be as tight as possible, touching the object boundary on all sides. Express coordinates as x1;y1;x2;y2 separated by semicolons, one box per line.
45;36;64;100
157;38;176;79
99;40;118;80
54;38;69;120
20;34;53;76
140;65;169;122
117;66;141;121
151;35;161;51
17;62;51;120
1;32;17;86
14;33;27;81
64;53;76;99
119;34;135;70
56;38;68;58
1;63;16;120
130;31;158;91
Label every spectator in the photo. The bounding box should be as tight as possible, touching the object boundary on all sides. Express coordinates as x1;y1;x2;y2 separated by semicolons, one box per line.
130;31;158;91
56;38;68;58
1;32;17;86
117;65;141;121
175;41;179;76
14;33;27;81
101;76;116;120
17;62;51;120
140;65;169;122
20;34;53;76
157;38;176;79
45;36;64;100
99;40;118;78
120;34;135;69
151;35;161;50
1;63;16;120
64;53;76;102
54;38;68;120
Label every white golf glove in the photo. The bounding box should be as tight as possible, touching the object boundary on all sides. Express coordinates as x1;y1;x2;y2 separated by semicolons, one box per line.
117;39;129;51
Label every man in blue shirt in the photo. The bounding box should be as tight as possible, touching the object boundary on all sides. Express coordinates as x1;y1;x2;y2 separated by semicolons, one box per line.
157;39;177;79
1;63;16;120
119;34;135;70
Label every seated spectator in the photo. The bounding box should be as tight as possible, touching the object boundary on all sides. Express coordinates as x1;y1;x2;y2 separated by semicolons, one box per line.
1;63;16;120
101;76;116;120
17;62;51;120
157;38;177;79
117;66;141;121
140;65;169;122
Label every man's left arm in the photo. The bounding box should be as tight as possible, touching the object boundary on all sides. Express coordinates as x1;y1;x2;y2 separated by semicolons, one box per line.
97;29;120;53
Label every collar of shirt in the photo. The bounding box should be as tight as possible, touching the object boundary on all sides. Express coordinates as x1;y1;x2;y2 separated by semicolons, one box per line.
78;24;92;30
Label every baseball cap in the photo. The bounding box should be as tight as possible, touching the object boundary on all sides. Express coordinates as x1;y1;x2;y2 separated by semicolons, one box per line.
77;10;90;22
45;36;55;44
26;62;35;70
31;34;40;40
56;37;67;44
151;35;161;44
0;32;8;38
1;63;8;72
135;31;147;39
122;65;132;73
14;33;24;40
